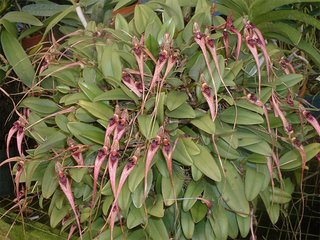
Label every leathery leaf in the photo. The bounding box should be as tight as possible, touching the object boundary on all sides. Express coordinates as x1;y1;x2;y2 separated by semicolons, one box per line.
193;144;221;182
245;167;265;201
217;161;249;217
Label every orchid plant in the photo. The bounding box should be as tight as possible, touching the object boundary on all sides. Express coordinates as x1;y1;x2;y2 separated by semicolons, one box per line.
1;0;320;240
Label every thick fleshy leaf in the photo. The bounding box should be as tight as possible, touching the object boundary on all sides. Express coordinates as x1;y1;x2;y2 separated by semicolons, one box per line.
22;3;70;17
190;201;207;223
127;205;145;229
78;100;113;121
138;115;159;140
162;166;184;206
217;161;250;217
67;122;104;145
242;141;272;156
172;139;193;166
258;22;302;45
50;205;69;228
214;139;240;160
35;131;66;155
236;215;250;238
253;10;320;30
181;211;194;239
101;45;122;81
42;161;58;199
245;167;265;201
94;88;133;101
165;91;188;111
134;5;160;34
1;30;35;87
166;103;196;119
146;218;169;240
21;97;59;114
183;179;205;211
279;143;320;170
2;11;43;26
260;188;280;224
78;81;103;101
191;114;215;134
193;145;221;182
275;74;303;91
220;107;264;125
147;194;164;217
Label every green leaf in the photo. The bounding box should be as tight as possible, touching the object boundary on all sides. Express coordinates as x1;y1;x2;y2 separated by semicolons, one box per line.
191;114;215;134
94;88;133;101
69;168;87;183
115;14;130;33
114;0;135;11
101;45;122;82
183;138;201;155
22;3;70;17
181;211;194;239
220;107;264;125
258;22;302;45
193;145;221;182
260;188;280;224
2;11;43;26
118;181;131;214
247;153;268;164
242;141;272;156
217;161;250;217
214;139;240;160
251;0;320;17
1;30;36;87
211;205;229;240
236;99;264;115
67;122;104;145
134;5;160;34
50;205;69;228
21;97;59;114
146;218;169;240
297;39;320;68
78;80;103;101
245;167;265;201
102;196;114;216
35;131;66;155
172;139;193;166
162;0;185;31
226;210;239;239
190;201;207;223
162;166;184;206
166;103;196;118
253;10;320;30
42;161;58;199
76;108;96;122
147;195;164;217
237;131;261;147
127;205;145;229
78;100;113;121
183;180;204;211
60;93;88;105
280;143;320;170
128;157;145;192
269;187;292;204
43;5;75;38
157;18;176;45
236;215;250;238
138;114;159;140
275;74;303;91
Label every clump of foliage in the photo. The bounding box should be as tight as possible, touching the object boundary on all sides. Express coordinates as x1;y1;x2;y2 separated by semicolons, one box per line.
1;0;320;240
